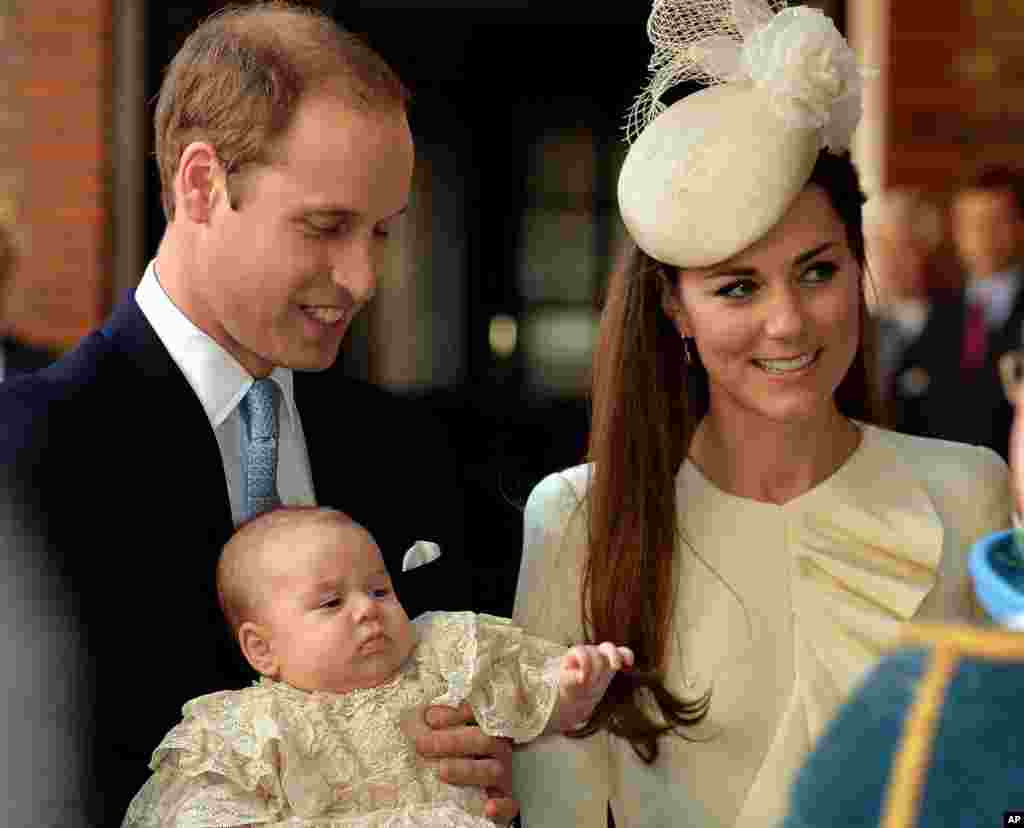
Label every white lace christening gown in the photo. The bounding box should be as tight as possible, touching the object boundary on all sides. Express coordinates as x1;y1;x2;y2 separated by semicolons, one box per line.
122;611;564;828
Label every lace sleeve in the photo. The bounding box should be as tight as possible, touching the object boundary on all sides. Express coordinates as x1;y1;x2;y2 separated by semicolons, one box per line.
120;688;293;828
121;769;279;828
418;611;565;744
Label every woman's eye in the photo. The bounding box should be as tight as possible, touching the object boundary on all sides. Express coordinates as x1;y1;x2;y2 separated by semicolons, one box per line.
802;261;838;283
715;279;757;299
320;597;341;609
370;587;391;599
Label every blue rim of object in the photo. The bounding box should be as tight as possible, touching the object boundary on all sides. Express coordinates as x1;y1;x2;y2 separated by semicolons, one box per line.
968;529;1024;625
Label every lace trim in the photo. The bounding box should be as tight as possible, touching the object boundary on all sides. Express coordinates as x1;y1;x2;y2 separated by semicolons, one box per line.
123;611;568;826
420;611;565;743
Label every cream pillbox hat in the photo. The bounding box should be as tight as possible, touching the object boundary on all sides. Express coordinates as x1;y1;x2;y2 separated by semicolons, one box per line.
618;0;867;268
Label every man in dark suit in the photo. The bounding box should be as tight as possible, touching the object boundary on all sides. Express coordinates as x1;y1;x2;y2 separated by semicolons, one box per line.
0;5;514;826
1;335;54;378
888;165;1024;459
0;223;55;380
862;188;944;428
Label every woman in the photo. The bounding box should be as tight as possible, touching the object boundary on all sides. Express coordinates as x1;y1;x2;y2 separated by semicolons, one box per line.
512;2;1012;826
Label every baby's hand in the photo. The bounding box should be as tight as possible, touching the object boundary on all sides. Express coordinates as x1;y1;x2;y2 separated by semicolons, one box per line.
556;642;634;732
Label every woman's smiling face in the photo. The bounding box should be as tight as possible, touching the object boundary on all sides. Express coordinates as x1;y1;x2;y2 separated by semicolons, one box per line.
662;184;862;428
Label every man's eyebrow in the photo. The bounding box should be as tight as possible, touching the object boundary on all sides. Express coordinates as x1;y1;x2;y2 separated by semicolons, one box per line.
706;241;837;278
296;205;409;220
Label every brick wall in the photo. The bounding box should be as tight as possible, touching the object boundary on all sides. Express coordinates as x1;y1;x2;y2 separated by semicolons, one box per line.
4;1;113;349
886;1;1024;192
887;2;978;191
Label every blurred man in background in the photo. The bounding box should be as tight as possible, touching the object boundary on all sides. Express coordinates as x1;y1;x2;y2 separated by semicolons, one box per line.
0;223;55;380
882;165;1024;458
863;188;945;429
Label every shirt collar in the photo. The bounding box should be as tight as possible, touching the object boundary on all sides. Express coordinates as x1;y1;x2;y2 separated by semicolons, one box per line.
135;260;298;428
965;266;1022;328
879;299;930;337
966;267;1019;302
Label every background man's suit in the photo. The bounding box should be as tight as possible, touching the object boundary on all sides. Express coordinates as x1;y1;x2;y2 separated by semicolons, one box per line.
1;335;54;379
888;283;1024;460
0;296;473;826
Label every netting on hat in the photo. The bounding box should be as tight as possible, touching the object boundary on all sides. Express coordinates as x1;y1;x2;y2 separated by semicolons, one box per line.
627;0;789;143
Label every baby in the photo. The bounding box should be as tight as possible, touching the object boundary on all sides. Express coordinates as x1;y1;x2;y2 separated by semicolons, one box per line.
122;506;632;827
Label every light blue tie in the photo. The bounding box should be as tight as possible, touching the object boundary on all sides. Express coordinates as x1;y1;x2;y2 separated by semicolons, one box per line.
239;378;282;520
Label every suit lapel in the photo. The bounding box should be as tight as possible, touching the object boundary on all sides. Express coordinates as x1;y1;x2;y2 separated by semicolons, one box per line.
293;366;351;509
899;296;962;388
990;269;1024;354
293;369;323;500
2;337;51;377
101;296;234;535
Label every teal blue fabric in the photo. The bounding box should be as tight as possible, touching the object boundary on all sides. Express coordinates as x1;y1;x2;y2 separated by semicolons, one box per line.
783;649;925;827
917;655;1024;824
784;646;1024;827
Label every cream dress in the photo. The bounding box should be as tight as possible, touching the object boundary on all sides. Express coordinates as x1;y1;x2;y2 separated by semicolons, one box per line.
512;424;1012;828
122;611;563;828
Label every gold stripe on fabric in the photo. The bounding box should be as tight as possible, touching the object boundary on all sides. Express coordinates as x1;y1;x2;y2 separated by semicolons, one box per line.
879;643;959;828
900;623;1024;660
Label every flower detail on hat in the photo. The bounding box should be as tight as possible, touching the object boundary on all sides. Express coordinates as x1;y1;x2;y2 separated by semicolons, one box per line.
628;0;865;153
741;7;862;150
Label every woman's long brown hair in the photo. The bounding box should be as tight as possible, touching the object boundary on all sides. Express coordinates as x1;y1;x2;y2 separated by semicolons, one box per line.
574;150;884;762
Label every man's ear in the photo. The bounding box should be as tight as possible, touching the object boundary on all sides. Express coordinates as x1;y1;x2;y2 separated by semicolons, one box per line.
238;621;279;678
176;141;229;223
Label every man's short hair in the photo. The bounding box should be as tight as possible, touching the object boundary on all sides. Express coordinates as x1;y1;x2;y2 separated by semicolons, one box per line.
863;189;944;252
958;163;1024;215
154;1;410;221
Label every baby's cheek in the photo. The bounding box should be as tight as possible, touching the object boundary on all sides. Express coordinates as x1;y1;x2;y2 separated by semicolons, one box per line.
398;621;417;661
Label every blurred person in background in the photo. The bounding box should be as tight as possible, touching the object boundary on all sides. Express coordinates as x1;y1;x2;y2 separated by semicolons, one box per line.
0;478;88;826
0;222;56;380
862;188;945;432
889;164;1024;459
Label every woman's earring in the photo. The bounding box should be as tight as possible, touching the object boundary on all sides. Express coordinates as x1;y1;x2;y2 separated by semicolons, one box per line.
683;337;694;366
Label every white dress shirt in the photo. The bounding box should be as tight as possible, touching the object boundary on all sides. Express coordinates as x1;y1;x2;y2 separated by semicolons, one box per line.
965;266;1023;331
879;298;930;344
136;261;316;526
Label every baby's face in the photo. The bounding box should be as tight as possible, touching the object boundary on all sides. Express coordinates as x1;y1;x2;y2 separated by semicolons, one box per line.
259;518;416;694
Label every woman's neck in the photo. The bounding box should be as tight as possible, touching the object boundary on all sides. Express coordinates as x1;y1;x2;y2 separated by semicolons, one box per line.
690;404;861;505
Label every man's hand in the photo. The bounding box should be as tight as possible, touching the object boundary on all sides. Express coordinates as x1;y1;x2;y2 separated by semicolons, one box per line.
556;642;634;732
412;702;518;826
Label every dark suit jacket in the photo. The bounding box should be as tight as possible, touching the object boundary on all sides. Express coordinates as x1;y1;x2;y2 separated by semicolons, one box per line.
2;335;55;379
888;281;1024;459
0;296;473;826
